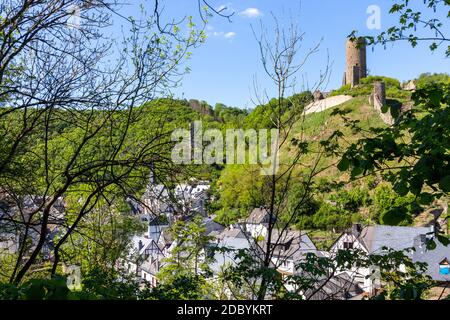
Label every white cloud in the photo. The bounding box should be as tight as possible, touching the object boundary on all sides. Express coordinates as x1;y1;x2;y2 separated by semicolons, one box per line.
224;32;236;39
240;7;263;18
206;26;236;40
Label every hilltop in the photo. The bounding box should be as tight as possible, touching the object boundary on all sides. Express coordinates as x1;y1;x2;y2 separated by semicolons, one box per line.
210;73;450;237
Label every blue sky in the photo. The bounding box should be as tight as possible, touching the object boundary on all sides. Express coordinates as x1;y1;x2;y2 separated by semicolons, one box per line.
126;0;450;108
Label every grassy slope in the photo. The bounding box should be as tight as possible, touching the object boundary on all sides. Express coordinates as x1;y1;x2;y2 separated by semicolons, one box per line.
280;96;387;181
283;97;390;247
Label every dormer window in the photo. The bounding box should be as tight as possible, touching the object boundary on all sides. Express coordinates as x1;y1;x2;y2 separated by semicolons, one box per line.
439;258;449;275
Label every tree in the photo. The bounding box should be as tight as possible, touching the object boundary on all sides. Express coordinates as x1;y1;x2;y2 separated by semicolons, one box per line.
153;215;213;299
351;0;450;56
339;0;450;258
0;0;205;284
212;13;352;300
337;71;450;237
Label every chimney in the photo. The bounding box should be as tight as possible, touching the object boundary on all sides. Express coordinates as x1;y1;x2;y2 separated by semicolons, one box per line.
149;162;156;184
138;240;144;252
352;223;363;237
413;234;427;249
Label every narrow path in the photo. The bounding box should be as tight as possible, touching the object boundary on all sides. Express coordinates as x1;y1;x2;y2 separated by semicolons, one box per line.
304;95;353;115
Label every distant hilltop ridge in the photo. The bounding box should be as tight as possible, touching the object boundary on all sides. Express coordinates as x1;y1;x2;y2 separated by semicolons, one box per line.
188;99;215;117
180;36;448;117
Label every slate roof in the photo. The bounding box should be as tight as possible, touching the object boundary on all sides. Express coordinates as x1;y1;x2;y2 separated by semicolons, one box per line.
260;229;318;260
246;207;271;224
203;217;225;236
131;235;153;256
306;273;364;300
217;227;247;240
359;225;433;253
412;236;450;282
143;184;169;201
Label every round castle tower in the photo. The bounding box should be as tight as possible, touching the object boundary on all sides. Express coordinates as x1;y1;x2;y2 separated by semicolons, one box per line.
345;37;367;86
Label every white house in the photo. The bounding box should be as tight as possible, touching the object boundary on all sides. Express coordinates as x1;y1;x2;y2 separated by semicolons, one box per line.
139;174;211;222
124;218;175;287
244;207;273;239
329;224;435;296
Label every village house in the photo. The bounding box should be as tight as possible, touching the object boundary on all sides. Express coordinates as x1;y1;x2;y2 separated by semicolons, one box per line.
209;225;251;276
329;224;436;296
244;207;274;239
127;214;225;287
124;217;175;287
259;228;320;276
138;173;211;224
125;201;448;299
0;192;65;259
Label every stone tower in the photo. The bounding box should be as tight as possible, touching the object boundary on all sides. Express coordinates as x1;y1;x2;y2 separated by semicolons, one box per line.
344;37;367;87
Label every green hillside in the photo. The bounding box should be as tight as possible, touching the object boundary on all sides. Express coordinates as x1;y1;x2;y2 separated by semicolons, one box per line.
212;74;450;235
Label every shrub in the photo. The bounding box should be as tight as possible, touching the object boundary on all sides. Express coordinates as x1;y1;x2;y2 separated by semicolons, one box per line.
330;76;410;100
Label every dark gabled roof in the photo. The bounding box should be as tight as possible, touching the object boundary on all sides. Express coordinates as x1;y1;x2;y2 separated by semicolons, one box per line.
143;184;168;200
306;273;364;300
149;215;169;226
259;229;317;260
246;207;271;224
203;218;225;236
218;227;247;240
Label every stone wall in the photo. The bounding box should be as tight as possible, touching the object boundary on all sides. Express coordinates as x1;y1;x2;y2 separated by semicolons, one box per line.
371;81;394;125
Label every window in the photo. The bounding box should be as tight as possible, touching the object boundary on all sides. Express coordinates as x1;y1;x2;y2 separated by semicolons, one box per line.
343;242;354;249
439;258;449;275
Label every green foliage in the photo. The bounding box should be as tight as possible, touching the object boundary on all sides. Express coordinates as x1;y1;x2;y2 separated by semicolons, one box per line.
151;216;215;299
244;91;313;130
330;76;410;101
311;202;352;231
351;0;450;57
0;276;70;300
59;208;145;275
214;103;248;126
340;83;450;201
338;80;449;240
147;274;208;300
214;165;264;225
373;183;421;226
76;266;143;300
158;215;213;282
416;73;450;89
370;249;432;300
330;187;372;212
